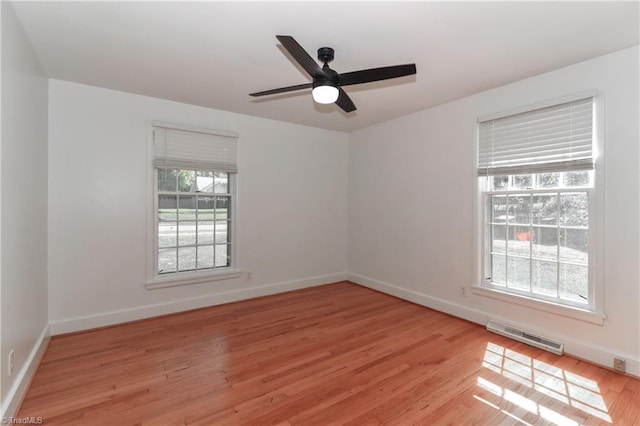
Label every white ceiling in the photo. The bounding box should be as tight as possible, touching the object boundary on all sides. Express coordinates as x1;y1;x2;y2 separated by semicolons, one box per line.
11;1;640;132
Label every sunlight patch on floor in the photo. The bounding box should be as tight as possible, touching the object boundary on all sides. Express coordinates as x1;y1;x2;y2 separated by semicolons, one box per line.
475;342;611;424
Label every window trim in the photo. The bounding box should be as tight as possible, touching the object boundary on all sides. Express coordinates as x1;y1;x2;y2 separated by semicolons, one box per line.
146;268;243;290
471;285;606;325
145;124;242;290
472;91;605;323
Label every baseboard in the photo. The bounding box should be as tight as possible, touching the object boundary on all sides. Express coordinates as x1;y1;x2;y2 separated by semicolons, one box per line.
1;324;50;419
347;273;489;325
50;272;347;335
348;273;640;377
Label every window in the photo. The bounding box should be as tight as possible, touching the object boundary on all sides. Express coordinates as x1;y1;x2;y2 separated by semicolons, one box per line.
477;94;602;314
483;171;592;306
147;122;240;289
157;169;231;274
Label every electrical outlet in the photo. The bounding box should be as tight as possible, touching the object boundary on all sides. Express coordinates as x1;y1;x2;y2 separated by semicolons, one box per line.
8;349;15;376
459;286;467;297
247;271;253;281
613;357;626;373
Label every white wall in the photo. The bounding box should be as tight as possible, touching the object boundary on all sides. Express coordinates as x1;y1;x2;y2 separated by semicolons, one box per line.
348;46;640;374
0;1;49;416
48;80;348;333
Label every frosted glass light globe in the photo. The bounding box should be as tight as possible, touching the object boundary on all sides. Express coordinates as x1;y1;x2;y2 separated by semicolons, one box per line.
312;85;339;104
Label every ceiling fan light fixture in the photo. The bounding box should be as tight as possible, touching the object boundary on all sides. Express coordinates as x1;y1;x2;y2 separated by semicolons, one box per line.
312;81;339;104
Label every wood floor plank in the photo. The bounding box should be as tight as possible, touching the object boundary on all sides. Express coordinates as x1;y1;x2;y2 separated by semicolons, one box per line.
17;282;640;425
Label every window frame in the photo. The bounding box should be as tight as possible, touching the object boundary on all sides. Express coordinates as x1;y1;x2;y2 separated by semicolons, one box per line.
472;91;606;325
145;124;242;290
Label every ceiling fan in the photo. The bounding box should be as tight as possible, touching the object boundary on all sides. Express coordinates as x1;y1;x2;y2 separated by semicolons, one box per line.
249;35;417;113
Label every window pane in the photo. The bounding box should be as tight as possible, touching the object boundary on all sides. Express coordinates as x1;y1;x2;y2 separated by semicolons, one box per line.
198;221;214;245
159;195;177;221
158;169;177;191
215;245;230;267
511;174;532;189
507;194;530;225
178;247;196;271
216;197;230;220
507;257;530;291
491;195;508;223
178;222;196;246
532;259;557;296
532;227;557;260
214;172;229;194
491;176;508;191
196;171;214;193
197;245;214;269
509;226;531;257
559;192;588;227
532;194;557;226
198;196;215;220
215;196;229;209
537;172;559;188
559;264;588;302
178;170;196;192
178;196;196;220
559;229;588;264
158;223;177;248
491;254;506;285
491;225;506;253
158;248;177;274
565;171;590;187
215;221;229;244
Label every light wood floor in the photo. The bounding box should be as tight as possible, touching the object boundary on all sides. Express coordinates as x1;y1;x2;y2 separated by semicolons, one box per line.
18;282;639;425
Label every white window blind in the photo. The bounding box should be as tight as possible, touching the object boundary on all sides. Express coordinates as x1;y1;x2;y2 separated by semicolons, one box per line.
152;121;238;173
478;97;594;176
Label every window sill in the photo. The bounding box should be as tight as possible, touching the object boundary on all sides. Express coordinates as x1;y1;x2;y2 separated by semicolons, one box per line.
146;269;242;290
471;285;606;325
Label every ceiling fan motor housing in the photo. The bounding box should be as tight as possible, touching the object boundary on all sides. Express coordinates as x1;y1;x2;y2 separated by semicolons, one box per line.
317;47;335;63
315;47;339;87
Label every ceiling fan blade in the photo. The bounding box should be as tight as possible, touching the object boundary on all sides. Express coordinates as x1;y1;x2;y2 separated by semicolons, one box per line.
276;35;325;78
250;82;313;97
339;64;416;87
335;88;356;113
